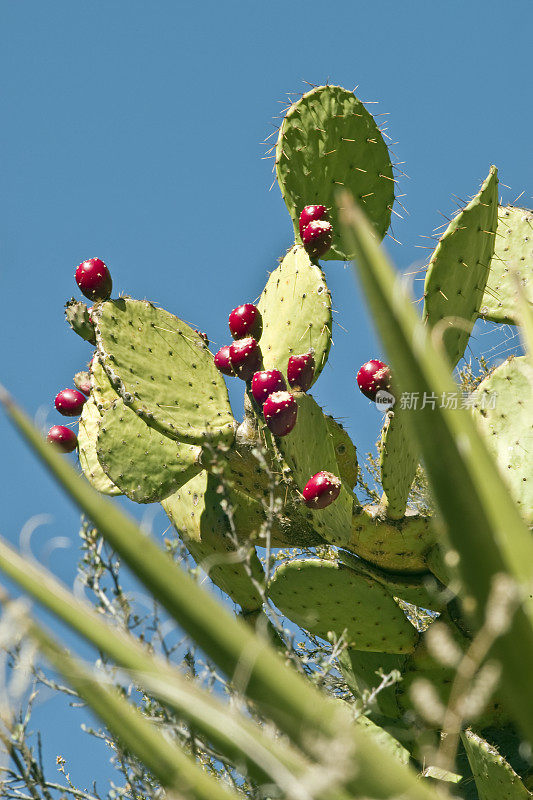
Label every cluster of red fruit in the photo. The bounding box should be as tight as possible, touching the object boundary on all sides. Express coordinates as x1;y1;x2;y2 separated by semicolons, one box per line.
46;258;113;453
213;303;341;509
299;205;333;259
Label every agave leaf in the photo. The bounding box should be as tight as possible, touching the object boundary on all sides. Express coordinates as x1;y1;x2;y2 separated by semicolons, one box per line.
0;587;239;800
341;194;533;744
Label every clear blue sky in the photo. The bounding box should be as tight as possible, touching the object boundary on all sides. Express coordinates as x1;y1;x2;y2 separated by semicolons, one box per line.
0;0;531;794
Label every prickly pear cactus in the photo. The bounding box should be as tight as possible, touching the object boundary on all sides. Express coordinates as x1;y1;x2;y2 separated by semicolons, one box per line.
55;82;532;799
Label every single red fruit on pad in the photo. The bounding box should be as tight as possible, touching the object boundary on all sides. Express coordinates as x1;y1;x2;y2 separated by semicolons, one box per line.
262;391;297;436
75;258;112;302
47;425;78;453
228;304;262;341
251;369;286;405
302;471;341;509
287;352;315;392
356;359;392;401
229;337;263;381
74;372;92;396
299;204;329;238
301;220;333;258
54;388;87;416
214;345;236;377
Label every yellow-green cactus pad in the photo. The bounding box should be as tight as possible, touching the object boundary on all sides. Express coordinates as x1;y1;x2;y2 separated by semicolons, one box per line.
339;551;444;611
162;471;265;612
424;166;499;368
268;558;418;653
349;506;435;573
258;245;332;384
276;85;394;260
77;397;122;496
461;729;531;800
479;205;533;325
379;408;418;519
97;399;202;504
471;356;533;524
90;355;119;413
276;393;354;547
325;414;358;490
93;299;235;446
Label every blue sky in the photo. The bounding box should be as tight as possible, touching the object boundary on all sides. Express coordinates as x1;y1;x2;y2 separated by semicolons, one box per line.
0;0;531;794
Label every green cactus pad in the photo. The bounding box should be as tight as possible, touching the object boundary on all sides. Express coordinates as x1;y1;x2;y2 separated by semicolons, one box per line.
162;471;265;611
65;299;96;344
349;506;435;573
275;393;354;547
471;356;533;524
379;408;418;519
338;648;407;718
93;299;235;446
325;414;358;490
461;729;531;800
91;356;120;413
339;551;444;611
268;558;418;653
257;245;332;383
479;206;533;324
423;166;499;368
96;399;202;504
354;715;410;765
276;85;394;259
77;397;122;496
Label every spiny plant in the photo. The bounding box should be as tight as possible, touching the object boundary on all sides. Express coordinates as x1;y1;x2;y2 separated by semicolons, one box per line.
0;83;532;800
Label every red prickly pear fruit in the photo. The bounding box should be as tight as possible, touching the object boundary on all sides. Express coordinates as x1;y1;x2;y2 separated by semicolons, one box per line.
299;205;329;238
195;330;209;346
302;471;341;509
356;359;392;401
47;425;78;453
75;258;112;302
228;304;263;341
301;220;333;258
251;369;286;405
287;352;315;392
262;391;297;436
229;337;263;381
214;345;236;377
54;388;87;417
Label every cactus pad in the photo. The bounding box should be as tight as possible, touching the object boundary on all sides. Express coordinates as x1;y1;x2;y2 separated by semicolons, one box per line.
93;299;235;446
379;408;418;519
162;471;265;611
77;397;122;496
479;205;533;324
338;648;407;718
349;506;435;573
268;558;419;653
91;356;120;413
423;166;499;368
461;729;531;800
471;356;533;524
275;393;354;547
276;85;394;259
257;246;332;383
96;399;202;504
65;299;96;344
325;414;358;490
